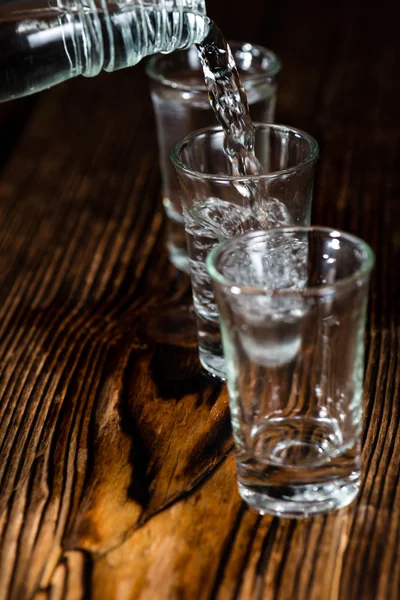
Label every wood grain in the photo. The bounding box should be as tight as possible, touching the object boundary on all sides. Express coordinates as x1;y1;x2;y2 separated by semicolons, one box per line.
0;0;399;598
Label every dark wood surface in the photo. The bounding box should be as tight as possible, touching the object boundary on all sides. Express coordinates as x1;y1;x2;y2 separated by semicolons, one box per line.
0;0;399;598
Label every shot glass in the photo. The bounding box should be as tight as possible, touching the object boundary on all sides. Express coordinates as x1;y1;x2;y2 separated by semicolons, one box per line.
171;123;319;379
207;227;375;518
146;42;281;272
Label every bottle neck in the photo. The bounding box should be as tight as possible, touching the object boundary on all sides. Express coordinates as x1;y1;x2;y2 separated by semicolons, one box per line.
64;0;209;77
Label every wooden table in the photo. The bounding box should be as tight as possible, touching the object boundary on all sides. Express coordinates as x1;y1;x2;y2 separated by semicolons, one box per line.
0;0;398;598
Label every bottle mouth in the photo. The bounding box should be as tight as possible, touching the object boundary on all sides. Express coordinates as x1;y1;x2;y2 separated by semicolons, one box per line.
146;41;281;91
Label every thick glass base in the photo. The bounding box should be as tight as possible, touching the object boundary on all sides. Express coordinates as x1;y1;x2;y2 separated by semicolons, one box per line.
165;212;190;273
168;240;190;273
197;314;226;379
238;475;360;518
199;348;226;379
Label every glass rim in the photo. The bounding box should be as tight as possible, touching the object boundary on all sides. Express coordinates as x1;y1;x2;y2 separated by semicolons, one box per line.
170;123;319;182
206;226;375;297
145;41;281;90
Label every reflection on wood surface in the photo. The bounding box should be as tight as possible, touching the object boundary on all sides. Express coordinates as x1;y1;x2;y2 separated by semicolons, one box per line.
0;0;398;598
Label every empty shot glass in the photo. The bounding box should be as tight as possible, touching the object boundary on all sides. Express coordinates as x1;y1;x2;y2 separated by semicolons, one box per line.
147;42;281;272
206;227;375;518
171;123;319;379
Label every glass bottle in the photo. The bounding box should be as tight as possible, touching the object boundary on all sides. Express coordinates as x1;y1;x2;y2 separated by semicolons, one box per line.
0;0;209;102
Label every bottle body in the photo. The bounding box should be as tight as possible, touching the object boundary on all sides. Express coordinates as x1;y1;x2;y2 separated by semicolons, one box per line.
0;0;209;102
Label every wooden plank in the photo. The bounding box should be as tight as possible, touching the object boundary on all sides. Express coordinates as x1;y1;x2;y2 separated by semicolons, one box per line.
0;0;398;598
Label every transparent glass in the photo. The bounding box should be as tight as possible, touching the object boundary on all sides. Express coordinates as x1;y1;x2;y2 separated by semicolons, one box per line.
207;227;375;518
0;0;208;102
147;42;281;272
171;123;319;379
